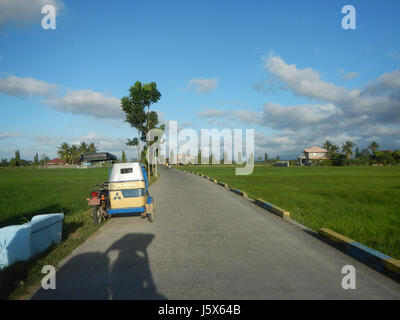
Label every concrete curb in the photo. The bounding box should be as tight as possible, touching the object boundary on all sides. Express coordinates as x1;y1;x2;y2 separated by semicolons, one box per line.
319;228;400;278
254;199;291;220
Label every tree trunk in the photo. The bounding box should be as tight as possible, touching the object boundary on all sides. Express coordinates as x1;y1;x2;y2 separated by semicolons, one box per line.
147;106;151;181
137;129;141;161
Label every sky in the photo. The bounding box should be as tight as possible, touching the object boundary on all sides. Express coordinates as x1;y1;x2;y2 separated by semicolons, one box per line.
0;0;399;161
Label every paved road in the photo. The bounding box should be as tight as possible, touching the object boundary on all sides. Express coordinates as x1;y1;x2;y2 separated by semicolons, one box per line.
32;167;400;299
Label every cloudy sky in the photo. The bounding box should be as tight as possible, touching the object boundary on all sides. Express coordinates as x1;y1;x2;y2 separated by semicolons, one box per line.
0;0;399;161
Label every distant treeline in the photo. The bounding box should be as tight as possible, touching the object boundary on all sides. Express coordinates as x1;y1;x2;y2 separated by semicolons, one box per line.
320;140;400;166
0;142;98;167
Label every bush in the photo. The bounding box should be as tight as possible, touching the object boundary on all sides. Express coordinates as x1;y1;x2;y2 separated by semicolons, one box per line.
373;151;396;165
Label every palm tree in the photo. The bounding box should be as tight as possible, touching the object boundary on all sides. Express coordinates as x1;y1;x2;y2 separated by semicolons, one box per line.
127;137;140;160
322;140;333;151
57;142;71;163
330;144;339;153
88;142;97;153
70;144;80;164
341;141;356;160
79;141;90;154
368;141;379;155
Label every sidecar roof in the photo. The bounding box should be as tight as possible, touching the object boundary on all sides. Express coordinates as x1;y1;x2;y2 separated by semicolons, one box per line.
109;162;146;183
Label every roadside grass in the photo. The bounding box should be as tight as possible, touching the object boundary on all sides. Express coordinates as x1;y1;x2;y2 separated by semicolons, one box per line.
0;166;109;299
176;165;400;260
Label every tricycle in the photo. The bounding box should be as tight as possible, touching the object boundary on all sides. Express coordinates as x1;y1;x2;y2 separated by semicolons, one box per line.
86;159;155;225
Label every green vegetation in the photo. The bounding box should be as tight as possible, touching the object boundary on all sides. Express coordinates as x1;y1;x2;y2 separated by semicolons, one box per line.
177;165;400;259
320;140;400;166
0;166;110;299
121;81;163;179
57;141;97;164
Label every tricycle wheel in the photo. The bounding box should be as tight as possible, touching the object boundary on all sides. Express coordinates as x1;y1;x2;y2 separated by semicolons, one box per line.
92;207;99;225
147;212;154;222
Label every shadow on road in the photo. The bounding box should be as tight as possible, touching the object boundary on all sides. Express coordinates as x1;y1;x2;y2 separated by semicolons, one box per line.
32;233;166;300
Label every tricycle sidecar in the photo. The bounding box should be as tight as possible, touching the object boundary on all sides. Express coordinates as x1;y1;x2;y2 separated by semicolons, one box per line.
88;161;154;224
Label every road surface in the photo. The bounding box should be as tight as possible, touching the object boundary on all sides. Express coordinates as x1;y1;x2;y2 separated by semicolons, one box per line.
32;167;400;299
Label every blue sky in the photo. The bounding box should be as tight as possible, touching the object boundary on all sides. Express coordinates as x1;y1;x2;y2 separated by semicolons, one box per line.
0;0;399;161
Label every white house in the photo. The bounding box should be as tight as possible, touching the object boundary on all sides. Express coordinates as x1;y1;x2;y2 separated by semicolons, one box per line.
298;146;329;166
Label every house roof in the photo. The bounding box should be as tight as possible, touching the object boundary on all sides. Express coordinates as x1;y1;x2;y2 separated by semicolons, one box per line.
304;146;328;153
46;158;65;164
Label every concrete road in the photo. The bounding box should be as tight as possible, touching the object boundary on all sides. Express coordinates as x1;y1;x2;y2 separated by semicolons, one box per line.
32;167;400;299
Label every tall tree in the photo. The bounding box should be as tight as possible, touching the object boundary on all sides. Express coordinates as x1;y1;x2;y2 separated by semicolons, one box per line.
342;141;356;160
34;153;39;166
126;137;139;158
57;142;71;164
355;147;360;159
143;82;161;179
15;150;21;166
368;141;379;154
121;150;127;163
197;149;202;164
264;153;268;163
121;81;162;180
322;140;333;151
88;142;97;153
70;144;80;164
79;141;90;154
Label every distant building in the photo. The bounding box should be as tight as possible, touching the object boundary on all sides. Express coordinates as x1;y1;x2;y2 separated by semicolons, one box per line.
45;158;66;165
274;161;290;167
298;146;329;166
177;154;196;165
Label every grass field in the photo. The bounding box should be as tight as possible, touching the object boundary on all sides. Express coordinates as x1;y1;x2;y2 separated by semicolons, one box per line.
176;165;400;260
0;166;110;299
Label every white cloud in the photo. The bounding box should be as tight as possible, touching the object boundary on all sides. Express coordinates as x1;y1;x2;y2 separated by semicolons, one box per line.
44;89;123;118
260;102;341;130
0;75;125;119
0;0;65;27
263;53;346;101
197;106;231;119
184;78;219;94
0;75;59;97
234;109;262;125
263;53;400;122
0;132;22;139
342;71;359;81
377;70;400;89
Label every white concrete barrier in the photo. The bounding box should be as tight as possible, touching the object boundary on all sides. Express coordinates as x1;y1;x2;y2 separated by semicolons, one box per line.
0;213;64;270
